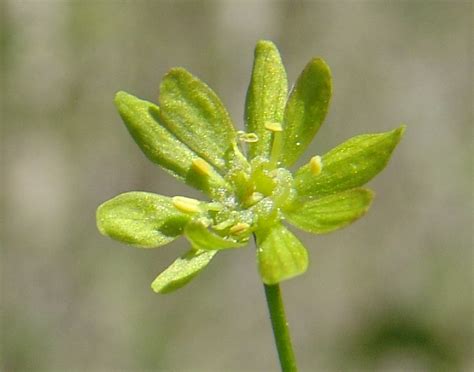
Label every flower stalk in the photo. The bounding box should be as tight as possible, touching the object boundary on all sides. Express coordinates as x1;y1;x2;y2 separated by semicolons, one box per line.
264;283;298;372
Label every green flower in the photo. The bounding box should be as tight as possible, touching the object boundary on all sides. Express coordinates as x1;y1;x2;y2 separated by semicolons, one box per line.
96;40;405;293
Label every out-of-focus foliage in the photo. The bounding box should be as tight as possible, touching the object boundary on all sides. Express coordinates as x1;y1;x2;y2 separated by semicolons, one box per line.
1;1;472;371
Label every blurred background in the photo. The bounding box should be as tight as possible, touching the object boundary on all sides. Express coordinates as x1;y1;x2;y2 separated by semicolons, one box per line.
1;1;472;371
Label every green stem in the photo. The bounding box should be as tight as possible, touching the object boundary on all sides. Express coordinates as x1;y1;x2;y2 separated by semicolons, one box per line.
263;283;298;372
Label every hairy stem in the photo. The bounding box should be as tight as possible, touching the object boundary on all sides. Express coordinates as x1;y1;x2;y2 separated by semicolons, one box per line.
263;283;298;372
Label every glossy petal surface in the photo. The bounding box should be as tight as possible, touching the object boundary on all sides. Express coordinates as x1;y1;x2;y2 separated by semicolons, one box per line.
115;91;229;196
280;58;332;167
97;192;189;248
294;126;405;198
151;249;217;293
245;40;288;160
256;224;308;285
159;68;237;172
284;188;373;234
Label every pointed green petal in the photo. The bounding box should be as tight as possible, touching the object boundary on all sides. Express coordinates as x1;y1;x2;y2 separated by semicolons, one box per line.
159;68;238;172
256;224;308;285
115;91;230;196
245;40;288;160
280;58;332;167
185;221;248;251
151;249;217;294
96;192;190;248
294;126;406;198
285;188;373;234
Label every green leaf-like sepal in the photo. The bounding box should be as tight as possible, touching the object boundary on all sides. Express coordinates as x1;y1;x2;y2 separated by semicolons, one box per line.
151;249;217;294
159;67;238;172
294;126;406;198
245;40;288;160
280;58;332;167
185;221;248;251
284;188;373;234
256;224;308;285
114;91;230;196
96;192;190;248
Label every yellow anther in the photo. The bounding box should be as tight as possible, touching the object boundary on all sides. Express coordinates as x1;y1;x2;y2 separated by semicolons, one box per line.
237;131;259;143
264;122;283;132
172;196;201;213
309;155;323;176
229;222;250;235
192;158;211;176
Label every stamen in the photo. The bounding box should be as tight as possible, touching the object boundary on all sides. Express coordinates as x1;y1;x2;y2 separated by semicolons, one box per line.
265;122;283;168
264;122;282;132
192;158;212;176
172;196;201;213
309;155;323;176
213;220;234;230
237;131;259;143
229;222;250;235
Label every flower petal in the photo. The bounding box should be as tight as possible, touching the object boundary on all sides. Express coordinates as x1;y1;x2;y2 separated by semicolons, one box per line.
279;58;332;167
294;126;405;198
256;224;308;285
185;221;248;251
245;40;288;160
151;249;217;294
284;188;373;234
159;67;239;172
115;91;230;197
96;192;190;248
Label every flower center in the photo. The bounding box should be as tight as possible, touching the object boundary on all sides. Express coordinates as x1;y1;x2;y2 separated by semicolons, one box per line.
183;123;300;240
